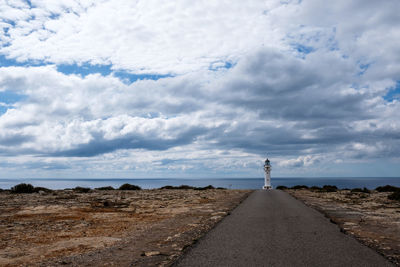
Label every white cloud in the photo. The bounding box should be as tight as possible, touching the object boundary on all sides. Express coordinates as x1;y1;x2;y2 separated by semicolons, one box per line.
278;155;322;168
1;0;285;74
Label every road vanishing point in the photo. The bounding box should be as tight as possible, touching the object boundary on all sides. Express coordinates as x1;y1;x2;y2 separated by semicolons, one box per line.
174;190;392;267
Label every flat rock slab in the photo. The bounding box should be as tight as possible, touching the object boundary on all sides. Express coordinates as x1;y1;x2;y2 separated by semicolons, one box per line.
175;190;393;267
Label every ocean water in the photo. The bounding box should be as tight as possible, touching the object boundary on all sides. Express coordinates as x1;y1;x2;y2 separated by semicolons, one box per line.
1;177;400;190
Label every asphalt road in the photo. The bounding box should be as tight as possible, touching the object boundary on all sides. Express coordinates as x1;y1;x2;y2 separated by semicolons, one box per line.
174;190;392;267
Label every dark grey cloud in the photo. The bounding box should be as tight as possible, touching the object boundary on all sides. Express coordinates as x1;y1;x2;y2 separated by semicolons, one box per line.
0;134;34;146
50;126;208;157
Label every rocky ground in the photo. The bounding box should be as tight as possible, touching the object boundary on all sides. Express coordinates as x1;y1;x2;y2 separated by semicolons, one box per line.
0;189;251;266
286;189;400;265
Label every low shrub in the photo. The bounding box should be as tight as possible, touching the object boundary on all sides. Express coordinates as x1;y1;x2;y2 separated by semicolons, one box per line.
291;185;309;190
310;186;322;191
375;185;400;192
276;185;288;190
160;185;194;190
351;187;370;193
73;186;91;193
160;185;175;189
322;185;338;192
95;186;115;190
177;185;194;190
388;191;400;201
118;183;141;190
194;185;215;190
216;187;226;190
11;183;35;194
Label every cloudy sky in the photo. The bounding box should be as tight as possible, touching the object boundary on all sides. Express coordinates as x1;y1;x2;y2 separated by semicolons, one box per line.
0;0;399;179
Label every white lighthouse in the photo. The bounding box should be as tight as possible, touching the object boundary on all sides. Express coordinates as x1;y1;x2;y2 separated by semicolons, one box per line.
263;158;272;189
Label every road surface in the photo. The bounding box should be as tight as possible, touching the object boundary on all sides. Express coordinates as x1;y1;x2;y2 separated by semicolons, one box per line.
174;190;392;267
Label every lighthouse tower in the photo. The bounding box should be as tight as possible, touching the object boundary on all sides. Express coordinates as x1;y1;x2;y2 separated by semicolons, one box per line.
263;158;272;189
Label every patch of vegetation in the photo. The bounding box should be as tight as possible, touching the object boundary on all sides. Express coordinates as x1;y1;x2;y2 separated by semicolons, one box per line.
160;184;218;190
194;185;215;190
276;185;288;190
216;187;226;190
310;186;322;191
321;185;338;192
291;185;309;190
388;190;400;201
160;185;175;189
118;183;142;190
350;187;371;193
73;186;91;193
176;185;194;190
95;186;115;190
375;185;400;192
160;185;194;190
11;183;35;194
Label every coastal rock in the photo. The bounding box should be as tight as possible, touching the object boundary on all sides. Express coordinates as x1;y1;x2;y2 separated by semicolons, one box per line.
143;251;161;257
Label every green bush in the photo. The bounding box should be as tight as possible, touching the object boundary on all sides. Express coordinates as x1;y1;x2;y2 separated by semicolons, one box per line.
160;185;175;189
11;183;35;194
160;185;194;190
351;187;370;193
276;185;288;190
194;185;215;190
291;185;309;190
176;185;194;190
73;186;91;193
322;185;338;192
310;186;322;191
95;186;115;190
388;191;400;201
118;183;141;190
375;185;400;192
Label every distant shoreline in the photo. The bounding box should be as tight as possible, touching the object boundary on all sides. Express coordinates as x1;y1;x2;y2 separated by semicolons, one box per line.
1;177;400;190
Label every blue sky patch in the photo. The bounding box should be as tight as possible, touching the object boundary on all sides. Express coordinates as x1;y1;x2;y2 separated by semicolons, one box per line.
384;81;400;102
0;91;26;104
0;91;26;115
294;44;314;54
0;55;45;67
358;63;370;76
56;63;113;76
0;105;8;115
113;71;172;83
1;55;173;84
57;63;172;82
209;61;235;71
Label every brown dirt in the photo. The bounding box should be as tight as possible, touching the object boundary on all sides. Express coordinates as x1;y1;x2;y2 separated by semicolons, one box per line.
0;189;251;266
286;189;400;266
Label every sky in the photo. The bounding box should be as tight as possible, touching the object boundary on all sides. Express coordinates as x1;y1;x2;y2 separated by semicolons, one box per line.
0;0;400;179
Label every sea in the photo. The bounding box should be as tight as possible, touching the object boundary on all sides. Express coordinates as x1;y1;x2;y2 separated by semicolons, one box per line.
1;177;400;190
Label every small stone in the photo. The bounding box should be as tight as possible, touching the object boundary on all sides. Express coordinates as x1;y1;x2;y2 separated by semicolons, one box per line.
144;251;161;257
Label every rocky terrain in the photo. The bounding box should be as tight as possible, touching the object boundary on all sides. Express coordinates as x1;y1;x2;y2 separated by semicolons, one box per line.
0;188;251;266
286;189;400;265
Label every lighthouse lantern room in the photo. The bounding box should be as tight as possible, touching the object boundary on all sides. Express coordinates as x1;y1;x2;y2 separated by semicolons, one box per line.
263;158;272;189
